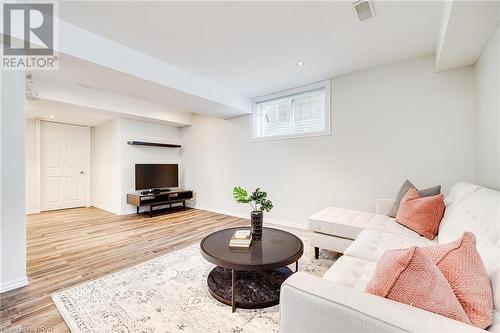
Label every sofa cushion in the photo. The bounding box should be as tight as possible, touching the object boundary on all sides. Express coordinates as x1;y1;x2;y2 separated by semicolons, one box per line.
439;186;499;270
309;207;418;240
438;184;500;316
323;255;377;291
366;246;471;325
443;182;480;207
439;185;497;247
344;229;435;262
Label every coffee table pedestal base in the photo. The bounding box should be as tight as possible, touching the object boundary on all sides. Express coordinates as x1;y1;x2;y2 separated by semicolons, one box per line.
207;266;293;312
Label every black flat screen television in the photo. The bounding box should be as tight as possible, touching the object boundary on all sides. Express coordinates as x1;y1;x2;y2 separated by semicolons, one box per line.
135;164;178;190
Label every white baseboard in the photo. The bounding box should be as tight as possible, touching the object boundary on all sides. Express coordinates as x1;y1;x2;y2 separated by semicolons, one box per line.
94;201;308;230
91;203;122;216
120;207;137;216
188;203;307;230
265;216;308;230
0;276;29;293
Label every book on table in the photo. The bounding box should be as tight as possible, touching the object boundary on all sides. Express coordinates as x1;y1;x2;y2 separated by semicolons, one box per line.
229;230;252;248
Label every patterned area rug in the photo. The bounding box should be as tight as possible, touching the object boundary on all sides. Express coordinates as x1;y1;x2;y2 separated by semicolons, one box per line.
52;225;337;333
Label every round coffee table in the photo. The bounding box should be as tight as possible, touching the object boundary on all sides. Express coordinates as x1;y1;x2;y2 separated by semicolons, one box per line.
200;227;303;312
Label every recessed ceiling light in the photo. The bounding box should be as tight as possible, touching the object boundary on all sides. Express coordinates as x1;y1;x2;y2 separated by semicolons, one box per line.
297;61;305;67
49;115;55;119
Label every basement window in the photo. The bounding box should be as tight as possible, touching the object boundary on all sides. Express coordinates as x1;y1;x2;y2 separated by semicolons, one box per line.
252;80;331;141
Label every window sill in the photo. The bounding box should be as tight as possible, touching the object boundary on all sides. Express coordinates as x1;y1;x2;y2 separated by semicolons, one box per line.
250;130;331;142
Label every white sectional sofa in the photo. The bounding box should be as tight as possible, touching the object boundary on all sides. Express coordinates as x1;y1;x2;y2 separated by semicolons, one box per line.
280;183;500;333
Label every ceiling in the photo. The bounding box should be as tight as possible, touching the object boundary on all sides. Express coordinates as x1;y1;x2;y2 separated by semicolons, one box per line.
27;97;193;127
59;1;445;98
27;99;118;126
436;1;500;71
33;54;240;119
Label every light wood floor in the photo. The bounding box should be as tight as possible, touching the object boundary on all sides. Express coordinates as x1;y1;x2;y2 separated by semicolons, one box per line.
0;207;247;332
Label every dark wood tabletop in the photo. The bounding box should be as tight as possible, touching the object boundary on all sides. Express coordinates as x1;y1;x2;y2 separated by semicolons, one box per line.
200;227;304;271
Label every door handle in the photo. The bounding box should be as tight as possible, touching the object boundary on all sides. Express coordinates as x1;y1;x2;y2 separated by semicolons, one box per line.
80;171;85;175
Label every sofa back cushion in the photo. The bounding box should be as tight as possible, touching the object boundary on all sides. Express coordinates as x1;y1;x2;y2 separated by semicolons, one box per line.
439;185;499;269
443;182;480;208
439;183;500;314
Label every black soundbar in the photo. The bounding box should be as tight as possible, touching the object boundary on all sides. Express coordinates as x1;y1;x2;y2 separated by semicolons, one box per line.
127;141;181;148
140;188;172;195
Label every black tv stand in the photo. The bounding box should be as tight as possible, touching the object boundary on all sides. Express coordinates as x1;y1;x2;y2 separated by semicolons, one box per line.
127;189;193;217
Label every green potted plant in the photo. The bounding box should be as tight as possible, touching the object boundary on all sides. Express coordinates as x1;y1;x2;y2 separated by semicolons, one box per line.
233;186;273;240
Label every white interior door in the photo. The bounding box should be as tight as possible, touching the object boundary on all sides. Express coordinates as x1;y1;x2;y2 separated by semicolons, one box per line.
40;122;90;211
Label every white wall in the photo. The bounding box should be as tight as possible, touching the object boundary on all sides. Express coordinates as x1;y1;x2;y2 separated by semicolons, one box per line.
92;119;122;214
22;116;182;216
26;119;38;213
120;118;182;214
0;70;28;292
475;24;500;190
91;117;182;215
181;54;476;228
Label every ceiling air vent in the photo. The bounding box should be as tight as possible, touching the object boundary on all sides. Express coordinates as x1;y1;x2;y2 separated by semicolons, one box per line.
353;0;375;22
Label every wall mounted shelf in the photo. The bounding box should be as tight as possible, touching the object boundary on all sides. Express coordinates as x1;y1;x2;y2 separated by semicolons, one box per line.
127;141;181;148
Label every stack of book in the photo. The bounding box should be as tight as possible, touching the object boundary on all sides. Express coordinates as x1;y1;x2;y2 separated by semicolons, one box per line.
229;230;252;248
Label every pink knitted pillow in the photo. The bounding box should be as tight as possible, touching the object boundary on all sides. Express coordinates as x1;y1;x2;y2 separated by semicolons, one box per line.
396;187;445;240
421;232;493;329
366;247;470;325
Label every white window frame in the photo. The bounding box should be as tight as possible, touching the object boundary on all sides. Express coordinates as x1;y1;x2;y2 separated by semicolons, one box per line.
251;80;331;142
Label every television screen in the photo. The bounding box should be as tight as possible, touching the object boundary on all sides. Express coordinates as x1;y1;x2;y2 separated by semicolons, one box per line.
135;164;178;190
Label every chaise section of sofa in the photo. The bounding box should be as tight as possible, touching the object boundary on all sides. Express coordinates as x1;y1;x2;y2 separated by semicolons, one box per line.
309;204;419;255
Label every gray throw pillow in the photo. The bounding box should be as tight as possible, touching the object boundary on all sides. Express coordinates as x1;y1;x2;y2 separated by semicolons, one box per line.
387;180;441;218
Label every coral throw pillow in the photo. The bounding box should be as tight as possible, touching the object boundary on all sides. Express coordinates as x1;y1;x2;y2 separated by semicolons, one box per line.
396;187;445;240
421;232;493;329
366;247;470;325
